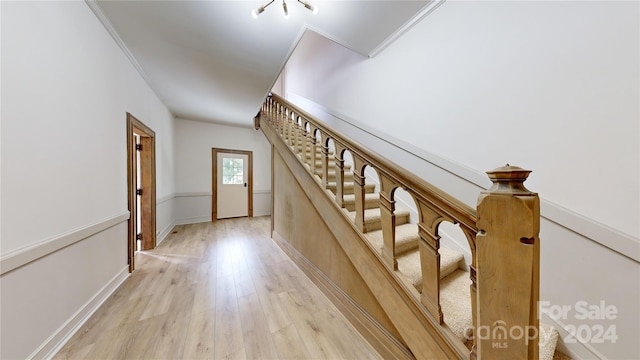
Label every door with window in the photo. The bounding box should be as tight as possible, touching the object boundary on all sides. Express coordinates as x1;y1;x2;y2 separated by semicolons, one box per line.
213;149;253;220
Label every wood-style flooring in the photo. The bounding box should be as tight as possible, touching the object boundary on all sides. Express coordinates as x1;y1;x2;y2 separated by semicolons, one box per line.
54;216;382;360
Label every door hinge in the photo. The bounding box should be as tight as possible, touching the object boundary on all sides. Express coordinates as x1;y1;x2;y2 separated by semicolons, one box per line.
136;144;142;151
136;233;142;241
136;188;143;196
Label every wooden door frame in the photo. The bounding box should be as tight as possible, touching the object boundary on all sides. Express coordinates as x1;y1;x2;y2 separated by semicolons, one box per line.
212;148;253;222
126;113;156;272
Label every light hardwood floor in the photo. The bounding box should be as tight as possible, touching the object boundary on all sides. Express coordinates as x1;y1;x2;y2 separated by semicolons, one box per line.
54;216;383;360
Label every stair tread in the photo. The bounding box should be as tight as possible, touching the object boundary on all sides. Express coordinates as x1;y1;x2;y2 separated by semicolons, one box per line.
347;208;410;223
343;193;379;203
327;182;375;194
365;223;419;255
343;193;380;211
438;270;559;360
440;269;472;341
396;247;464;291
440;248;464;279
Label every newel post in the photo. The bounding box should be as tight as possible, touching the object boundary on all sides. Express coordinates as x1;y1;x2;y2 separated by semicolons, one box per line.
475;165;540;360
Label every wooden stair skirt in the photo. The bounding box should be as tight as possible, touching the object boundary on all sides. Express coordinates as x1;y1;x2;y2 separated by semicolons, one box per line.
261;94;548;360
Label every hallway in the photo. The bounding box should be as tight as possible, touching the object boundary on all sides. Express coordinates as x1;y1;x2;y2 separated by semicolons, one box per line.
54;217;382;359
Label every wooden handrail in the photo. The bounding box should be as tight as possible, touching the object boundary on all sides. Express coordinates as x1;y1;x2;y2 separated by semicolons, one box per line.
261;94;541;360
268;93;477;231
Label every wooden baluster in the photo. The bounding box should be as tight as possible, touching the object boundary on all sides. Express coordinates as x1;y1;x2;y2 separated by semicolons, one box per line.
289;115;296;148
276;108;282;137
308;126;317;174
301;122;309;161
333;143;347;208
416;200;444;324
282;109;288;138
274;105;287;138
295;118;304;155
475;165;539;360
378;174;400;270
291;114;297;150
318;132;330;188
351;155;367;233
468;250;478;359
285;112;292;146
458;226;479;358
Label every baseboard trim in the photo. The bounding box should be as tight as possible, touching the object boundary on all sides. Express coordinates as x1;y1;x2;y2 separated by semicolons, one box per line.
30;266;130;360
175;192;212;198
252;210;272;217
271;230;415;360
0;212;130;275
174;216;212;226
157;221;176;246
539;312;607;360
157;194;175;206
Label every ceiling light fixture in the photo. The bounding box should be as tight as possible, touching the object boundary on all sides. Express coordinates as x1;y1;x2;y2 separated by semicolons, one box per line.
251;0;318;19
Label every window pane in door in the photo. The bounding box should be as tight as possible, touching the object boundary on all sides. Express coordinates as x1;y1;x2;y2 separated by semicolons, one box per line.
223;157;244;184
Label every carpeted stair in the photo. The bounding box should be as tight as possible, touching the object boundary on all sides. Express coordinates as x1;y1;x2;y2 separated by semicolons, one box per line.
294;138;563;360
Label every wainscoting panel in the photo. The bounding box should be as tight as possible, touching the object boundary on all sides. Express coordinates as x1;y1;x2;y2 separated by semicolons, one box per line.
253;190;272;216
0;222;129;359
156;195;176;245
174;193;212;225
174;191;271;225
271;150;413;356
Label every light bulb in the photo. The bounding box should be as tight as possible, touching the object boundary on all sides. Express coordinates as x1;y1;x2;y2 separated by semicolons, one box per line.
251;6;265;19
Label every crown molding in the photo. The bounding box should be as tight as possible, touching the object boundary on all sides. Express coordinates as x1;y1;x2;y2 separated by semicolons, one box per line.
369;0;446;58
84;0;175;118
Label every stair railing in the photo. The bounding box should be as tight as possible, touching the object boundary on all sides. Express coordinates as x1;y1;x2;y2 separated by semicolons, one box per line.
260;93;541;360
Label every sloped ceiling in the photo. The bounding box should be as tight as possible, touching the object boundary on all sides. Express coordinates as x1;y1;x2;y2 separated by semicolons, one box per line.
91;0;437;127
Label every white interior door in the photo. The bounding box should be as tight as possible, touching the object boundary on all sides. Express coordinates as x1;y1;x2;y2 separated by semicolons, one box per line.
217;152;249;219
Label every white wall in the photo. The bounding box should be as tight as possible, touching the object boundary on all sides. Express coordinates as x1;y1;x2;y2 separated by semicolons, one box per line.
0;2;175;358
174;118;272;223
283;1;639;359
288;1;639;239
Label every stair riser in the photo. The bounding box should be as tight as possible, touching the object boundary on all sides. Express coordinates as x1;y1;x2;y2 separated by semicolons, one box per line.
314;171;354;182
364;214;410;233
344;199;379;211
327;183;375;195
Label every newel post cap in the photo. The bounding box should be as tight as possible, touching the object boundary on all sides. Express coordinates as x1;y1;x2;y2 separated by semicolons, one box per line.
485;164;534;194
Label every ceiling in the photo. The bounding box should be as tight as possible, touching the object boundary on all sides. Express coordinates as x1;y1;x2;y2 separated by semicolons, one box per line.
90;0;437;127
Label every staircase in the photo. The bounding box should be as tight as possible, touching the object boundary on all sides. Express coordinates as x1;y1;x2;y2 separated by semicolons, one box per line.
302;141;560;360
261;94;562;360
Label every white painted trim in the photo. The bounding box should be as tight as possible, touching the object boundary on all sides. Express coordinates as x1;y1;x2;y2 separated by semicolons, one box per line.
33;266;130;360
175;192;212;198
157;220;176;246
157;194;175;205
253;210;272;217
539;312;607;360
174;216;212;226
175;191;271;196
303;24;370;58
285;93;640;264
0;212;130;275
369;0;446;58
541;200;640;263
84;0;173;117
